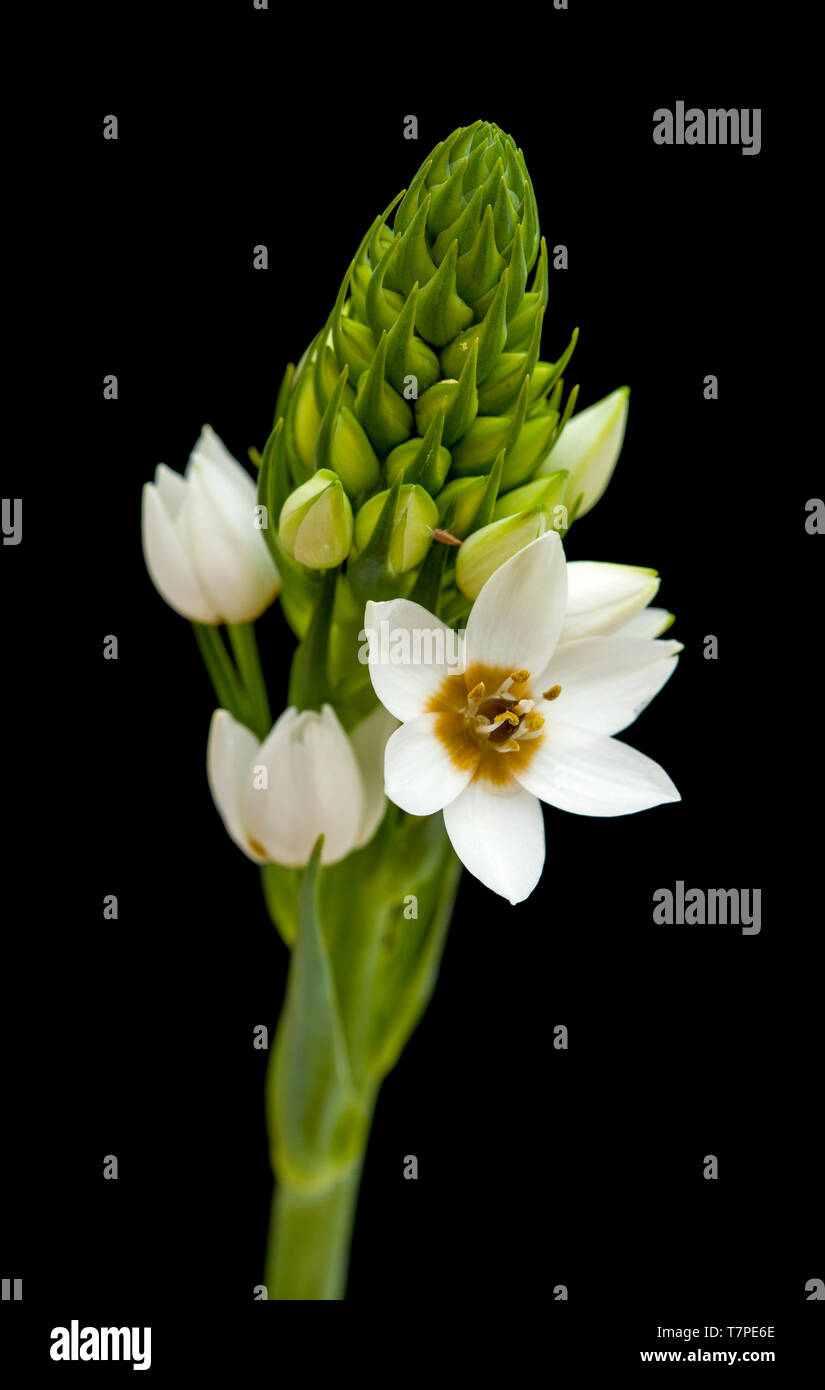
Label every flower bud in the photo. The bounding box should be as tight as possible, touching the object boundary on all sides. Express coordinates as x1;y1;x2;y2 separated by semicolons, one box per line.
492;470;566;521
455;507;549;599
142;426;280;624
536;386;629;518
354;484;438;573
434;476;488;538
279;469;353;569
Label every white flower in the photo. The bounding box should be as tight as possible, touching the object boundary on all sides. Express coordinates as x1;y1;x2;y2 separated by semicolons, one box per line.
207;702;396;867
142;425;280;624
365;532;680;904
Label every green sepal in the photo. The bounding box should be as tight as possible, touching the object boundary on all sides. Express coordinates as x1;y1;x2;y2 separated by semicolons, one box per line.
331;261;378;379
284;332;324;482
393;157;433;237
434;476;487;538
500;407;560;490
469;449;505;531
273;361;295;427
492;176;517;255
432;186;482;264
384;281;441;396
493;469;567;520
353;331;413;454
268;839;363;1187
427;156;468;238
346;473;404;605
365;233;405;337
394;196;437;297
414;240;474;348
476;304;545;415
449;370;529;475
385;405;450;493
439;269;509;383
414;336;479;446
314;366;380;498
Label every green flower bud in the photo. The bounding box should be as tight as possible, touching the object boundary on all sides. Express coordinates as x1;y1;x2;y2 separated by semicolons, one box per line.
279;469;353;569
455;507;549;599
493;470;567;521
314;365;381;497
385;406;451;493
537;386;629;518
435;476;488;538
354;483;438;573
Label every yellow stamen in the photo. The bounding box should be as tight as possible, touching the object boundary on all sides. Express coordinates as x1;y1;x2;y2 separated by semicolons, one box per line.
500;739;520;752
525;713;545;732
468;681;486;703
543;684;562;701
493;710;519;726
510;669;530;684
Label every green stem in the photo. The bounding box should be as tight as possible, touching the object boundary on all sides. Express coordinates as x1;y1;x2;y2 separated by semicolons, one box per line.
191;622;249;722
265;1158;368;1301
227;622;272;739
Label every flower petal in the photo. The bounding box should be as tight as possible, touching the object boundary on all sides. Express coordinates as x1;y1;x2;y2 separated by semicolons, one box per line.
443;781;545;904
243;705;364;865
537;636;682;735
614;606;674;640
384;714;476;815
561;561;660;642
514;718;680;816
350;705;399;848
206;710;267;862
465;530;567;678
141;481;220;623
364;598;464;721
186;458;279;623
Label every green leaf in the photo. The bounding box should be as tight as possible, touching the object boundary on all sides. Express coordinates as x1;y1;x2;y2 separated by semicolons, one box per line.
269;840;363;1187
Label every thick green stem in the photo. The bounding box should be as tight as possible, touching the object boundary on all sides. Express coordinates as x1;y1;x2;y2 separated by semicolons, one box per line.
265;1160;367;1301
227;621;272;738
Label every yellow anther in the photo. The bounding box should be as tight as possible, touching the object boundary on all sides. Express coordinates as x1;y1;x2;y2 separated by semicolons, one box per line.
501;739;520;753
526;713;545;732
543;684;562;701
468;681;486;703
510;669;530;684
493;710;519;726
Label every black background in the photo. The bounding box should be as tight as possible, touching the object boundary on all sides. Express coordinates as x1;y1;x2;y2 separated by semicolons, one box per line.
3;4;821;1374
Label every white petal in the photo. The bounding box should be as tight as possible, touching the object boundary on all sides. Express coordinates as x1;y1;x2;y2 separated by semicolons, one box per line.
443;781;545;904
364;598;464;721
153;463;189;519
465;531;567;678
560;561;660;642
384;715;475;815
243;705;364;866
514;718;680;816
349;705;399;848
537;636;682;735
547;386;629;518
141;482;220;623
188;425;253;491
614;607;674;640
206;710;267;862
185;460;279;623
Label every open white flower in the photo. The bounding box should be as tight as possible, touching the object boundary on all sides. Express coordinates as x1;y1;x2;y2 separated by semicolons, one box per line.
142;425;280;624
365;532;681;904
207;703;396;866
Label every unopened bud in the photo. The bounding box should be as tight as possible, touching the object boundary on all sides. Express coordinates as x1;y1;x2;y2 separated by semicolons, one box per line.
354;483;438;573
455;507;549;599
536;386;629;519
279;469;353;569
434;476;488;538
493;470;566;521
